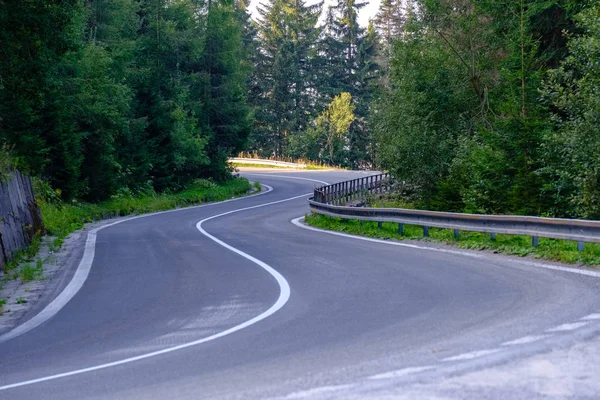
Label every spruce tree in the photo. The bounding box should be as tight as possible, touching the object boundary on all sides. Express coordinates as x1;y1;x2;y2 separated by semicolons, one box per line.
253;0;321;156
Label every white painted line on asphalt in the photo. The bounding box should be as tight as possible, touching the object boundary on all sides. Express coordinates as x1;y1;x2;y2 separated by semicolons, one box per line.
502;335;549;346
581;314;600;321
0;189;321;391
546;322;590;332
367;366;434;380
442;349;501;362
290;218;600;279
0;184;274;345
242;173;330;186
284;384;354;399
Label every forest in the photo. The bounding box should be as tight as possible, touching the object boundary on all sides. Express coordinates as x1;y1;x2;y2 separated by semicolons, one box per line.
1;0;599;219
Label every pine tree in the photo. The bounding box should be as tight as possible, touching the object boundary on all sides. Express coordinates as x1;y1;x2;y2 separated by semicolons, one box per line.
322;0;377;168
202;0;252;180
314;7;347;104
252;0;322;156
0;0;86;197
373;0;404;52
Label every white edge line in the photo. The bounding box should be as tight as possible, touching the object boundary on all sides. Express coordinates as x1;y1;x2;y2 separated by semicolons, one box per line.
442;349;501;362
502;335;549;346
546;322;590;332
0;190;321;391
290;217;600;279
284;384;354;399
0;183;274;345
242;173;330;186
581;314;600;321
368;366;435;380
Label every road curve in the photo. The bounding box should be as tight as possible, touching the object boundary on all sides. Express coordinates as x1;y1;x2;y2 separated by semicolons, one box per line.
0;170;599;400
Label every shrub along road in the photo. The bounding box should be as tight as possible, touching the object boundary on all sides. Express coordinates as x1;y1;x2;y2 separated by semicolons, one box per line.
0;170;599;400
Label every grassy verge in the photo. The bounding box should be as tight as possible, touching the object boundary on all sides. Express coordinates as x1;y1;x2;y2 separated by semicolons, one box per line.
40;177;254;250
0;177;255;295
231;162;332;170
1;236;43;281
305;213;600;266
231;163;297;169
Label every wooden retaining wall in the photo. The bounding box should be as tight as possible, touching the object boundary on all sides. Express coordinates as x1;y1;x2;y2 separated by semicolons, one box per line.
0;171;44;271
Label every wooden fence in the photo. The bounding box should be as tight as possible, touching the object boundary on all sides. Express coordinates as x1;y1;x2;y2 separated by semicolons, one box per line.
0;171;44;271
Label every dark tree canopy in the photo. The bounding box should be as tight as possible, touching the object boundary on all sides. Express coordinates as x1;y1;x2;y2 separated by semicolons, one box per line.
1;0;599;218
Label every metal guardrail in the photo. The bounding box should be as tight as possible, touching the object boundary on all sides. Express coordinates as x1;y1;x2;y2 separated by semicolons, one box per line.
229;158;307;168
309;175;600;251
313;173;392;204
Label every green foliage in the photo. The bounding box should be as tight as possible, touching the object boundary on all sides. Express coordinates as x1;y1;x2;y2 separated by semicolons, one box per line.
0;146;15;182
20;259;44;283
2;0;599;221
313;92;356;164
1;236;42;278
0;0;251;202
0;0;85;179
249;0;378;168
543;3;600;219
251;0;322;157
40;177;252;243
305;213;600;266
374;28;470;209
373;0;599;218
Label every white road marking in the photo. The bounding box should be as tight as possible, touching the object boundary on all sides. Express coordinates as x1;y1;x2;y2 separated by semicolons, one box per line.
284;384;353;399
442;349;501;362
291;218;600;279
502;335;549;346
243;173;330;186
0;189;317;391
368;366;434;380
581;314;600;321
0;184;273;345
546;322;590;332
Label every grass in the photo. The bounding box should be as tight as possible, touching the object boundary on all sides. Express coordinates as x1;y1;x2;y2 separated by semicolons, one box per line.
0;177;256;287
305;213;600;266
2;236;42;278
0;298;5;314
19;259;44;282
40;177;254;247
233;153;344;170
16;297;27;304
231;162;293;169
231;162;332;170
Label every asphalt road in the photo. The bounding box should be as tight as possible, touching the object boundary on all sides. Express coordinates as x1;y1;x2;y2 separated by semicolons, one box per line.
0;170;599;400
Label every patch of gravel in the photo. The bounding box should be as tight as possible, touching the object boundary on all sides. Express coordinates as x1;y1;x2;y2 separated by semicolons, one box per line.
0;215;127;336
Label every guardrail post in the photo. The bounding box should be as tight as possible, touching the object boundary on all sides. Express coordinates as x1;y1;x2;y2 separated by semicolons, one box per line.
490;233;496;241
398;223;404;235
423;226;429;237
454;229;460;239
532;236;539;247
578;241;585;252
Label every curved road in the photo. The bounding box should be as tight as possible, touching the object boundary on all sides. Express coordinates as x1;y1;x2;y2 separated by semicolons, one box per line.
0;170;599;400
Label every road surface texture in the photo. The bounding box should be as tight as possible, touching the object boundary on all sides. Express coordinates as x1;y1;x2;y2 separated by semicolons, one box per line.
0;170;599;400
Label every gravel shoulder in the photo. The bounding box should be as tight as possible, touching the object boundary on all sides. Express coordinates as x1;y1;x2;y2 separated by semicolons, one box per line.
0;215;132;336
